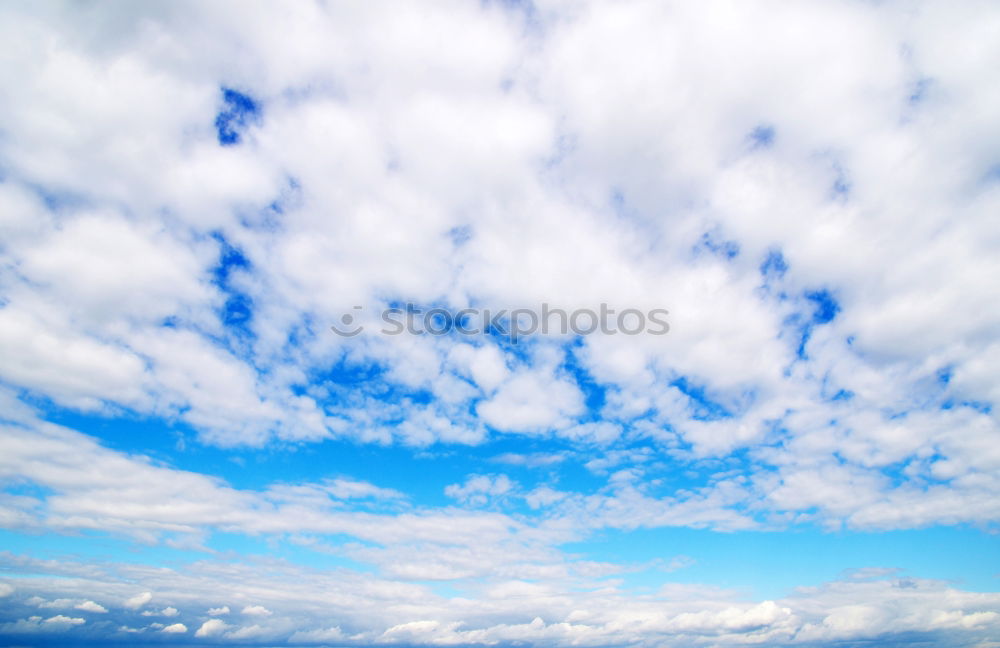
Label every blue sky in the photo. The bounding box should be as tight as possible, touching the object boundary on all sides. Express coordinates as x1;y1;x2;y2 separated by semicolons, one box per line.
1;1;1000;646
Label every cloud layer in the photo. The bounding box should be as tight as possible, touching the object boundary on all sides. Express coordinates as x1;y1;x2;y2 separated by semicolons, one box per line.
1;0;999;646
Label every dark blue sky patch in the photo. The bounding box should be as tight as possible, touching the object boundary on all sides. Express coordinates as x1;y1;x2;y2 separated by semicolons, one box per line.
222;293;253;327
941;399;992;414
215;87;261;146
796;326;812;359
563;343;607;416
210;232;255;337
789;289;840;359
805;289;840;324
211;231;251;285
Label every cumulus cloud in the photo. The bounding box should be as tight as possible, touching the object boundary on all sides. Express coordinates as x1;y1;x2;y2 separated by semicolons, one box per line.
241;605;272;617
123;592;152;610
195;619;228;637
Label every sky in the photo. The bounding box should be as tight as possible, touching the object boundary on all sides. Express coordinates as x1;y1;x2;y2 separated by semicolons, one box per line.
0;0;999;646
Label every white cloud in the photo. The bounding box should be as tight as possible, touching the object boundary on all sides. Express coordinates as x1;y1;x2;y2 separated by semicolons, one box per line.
74;600;107;613
477;369;584;433
123;592;152;610
226;623;267;639
43;615;85;626
161;622;187;634
207;605;230;616
195;618;228;637
26;597;73;609
241;605;272;617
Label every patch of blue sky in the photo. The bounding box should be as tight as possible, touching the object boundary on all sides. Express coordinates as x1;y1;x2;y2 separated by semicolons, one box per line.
561;525;1000;600
670;376;734;421
1;480;53;500
214;87;261;146
42;399;636;512
208;231;256;341
879;456;947;489
30;405;468;510
694;230;740;261
748;124;775;149
307;355;388;390
551;453;627;493
33;408;261;489
447;224;474;247
830;388;855;402
759;249;788;279
804;289;840;324
0;528;208;571
280;311;325;359
782;288;841;360
756;248;792;305
210;231;250;290
941;399;992;414
563;341;607;415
